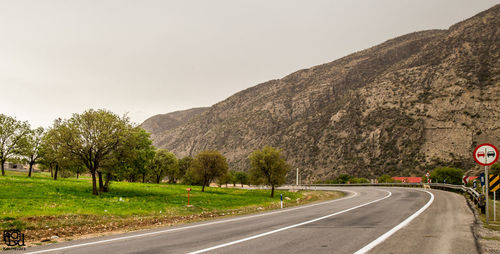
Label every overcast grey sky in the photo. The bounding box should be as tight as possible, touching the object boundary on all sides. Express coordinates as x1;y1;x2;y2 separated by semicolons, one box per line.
0;0;498;128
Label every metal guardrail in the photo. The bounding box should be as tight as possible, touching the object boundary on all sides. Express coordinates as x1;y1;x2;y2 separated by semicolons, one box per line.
295;183;485;213
431;183;485;212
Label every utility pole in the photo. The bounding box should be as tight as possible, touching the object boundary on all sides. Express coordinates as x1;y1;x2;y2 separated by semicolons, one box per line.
296;168;299;186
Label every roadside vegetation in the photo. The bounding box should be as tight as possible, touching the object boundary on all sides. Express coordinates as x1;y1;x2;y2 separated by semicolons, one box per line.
479;198;500;232
477;164;500;232
0;111;288;198
0;111;344;245
0;171;343;244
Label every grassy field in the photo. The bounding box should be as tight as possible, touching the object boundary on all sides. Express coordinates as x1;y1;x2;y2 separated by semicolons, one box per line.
0;171;343;244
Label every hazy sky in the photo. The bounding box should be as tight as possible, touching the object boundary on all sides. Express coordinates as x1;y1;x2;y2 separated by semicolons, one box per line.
1;0;498;128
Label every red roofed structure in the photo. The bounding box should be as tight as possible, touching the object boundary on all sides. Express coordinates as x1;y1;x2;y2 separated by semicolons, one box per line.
392;177;422;183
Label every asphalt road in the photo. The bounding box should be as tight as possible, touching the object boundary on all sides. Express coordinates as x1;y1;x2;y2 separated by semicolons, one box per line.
19;187;478;254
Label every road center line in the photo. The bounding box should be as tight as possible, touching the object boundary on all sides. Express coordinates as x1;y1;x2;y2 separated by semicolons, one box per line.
353;190;435;254
26;189;359;254
187;190;392;254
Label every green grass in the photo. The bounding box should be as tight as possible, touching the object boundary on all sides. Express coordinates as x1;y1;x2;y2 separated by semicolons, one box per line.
0;172;306;219
480;199;500;231
0;170;343;243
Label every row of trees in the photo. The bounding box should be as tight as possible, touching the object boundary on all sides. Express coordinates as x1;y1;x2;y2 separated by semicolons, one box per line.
1;111;290;197
0;114;43;177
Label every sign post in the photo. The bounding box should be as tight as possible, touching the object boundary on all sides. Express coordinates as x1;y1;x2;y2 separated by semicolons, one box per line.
489;174;500;222
474;143;499;225
487;166;489;224
280;194;283;209
186;188;192;206
296;168;299;186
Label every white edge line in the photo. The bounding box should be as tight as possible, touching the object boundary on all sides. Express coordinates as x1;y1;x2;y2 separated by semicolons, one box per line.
353;190;435;254
187;190;392;254
26;189;358;254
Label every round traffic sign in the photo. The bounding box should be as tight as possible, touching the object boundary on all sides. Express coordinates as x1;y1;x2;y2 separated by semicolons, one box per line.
473;143;499;166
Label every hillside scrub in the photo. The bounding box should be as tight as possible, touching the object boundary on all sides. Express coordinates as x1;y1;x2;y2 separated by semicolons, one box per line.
430;167;463;184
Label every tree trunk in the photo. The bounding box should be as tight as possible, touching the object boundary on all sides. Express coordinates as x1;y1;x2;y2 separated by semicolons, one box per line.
142;173;145;183
103;172;111;192
270;184;275;198
76;171;79;179
201;183;206;192
156;174;161;184
91;170;98;195
50;165;53;178
53;164;59;180
1;160;5;176
28;162;34;177
98;171;104;192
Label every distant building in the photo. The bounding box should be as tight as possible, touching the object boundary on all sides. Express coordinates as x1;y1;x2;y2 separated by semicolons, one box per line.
4;162;27;170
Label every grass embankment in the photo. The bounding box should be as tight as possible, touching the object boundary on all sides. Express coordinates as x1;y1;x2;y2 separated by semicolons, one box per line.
479;199;500;232
0;171;343;245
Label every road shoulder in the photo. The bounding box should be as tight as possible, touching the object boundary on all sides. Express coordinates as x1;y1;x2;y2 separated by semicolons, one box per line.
369;189;478;254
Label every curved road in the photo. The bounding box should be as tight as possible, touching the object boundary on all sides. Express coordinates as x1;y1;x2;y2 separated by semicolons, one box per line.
20;188;478;254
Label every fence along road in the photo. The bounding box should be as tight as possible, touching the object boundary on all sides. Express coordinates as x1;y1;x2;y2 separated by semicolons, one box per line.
22;187;477;254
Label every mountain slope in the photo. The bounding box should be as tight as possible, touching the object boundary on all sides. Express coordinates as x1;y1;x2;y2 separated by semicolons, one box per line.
141;107;209;135
144;5;500;182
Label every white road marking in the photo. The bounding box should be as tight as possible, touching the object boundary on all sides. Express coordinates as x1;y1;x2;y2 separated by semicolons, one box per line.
187;190;392;254
353;190;435;254
26;189;358;254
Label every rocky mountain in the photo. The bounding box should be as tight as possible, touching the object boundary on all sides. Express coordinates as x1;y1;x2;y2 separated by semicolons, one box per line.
143;5;500;182
141;107;209;134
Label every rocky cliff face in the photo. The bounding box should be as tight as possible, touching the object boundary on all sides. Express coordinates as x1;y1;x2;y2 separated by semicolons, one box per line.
141;107;209;135
143;5;500;182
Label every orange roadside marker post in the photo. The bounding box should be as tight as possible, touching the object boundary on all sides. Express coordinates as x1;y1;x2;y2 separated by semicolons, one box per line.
186;188;192;206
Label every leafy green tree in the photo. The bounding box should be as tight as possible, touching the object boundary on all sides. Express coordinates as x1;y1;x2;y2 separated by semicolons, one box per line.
39;126;60;179
149;149;178;184
182;168;203;185
187;150;228;192
491;163;500;176
216;171;231;187
0;114;30;176
39;123;78;180
228;170;238;186
350;177;370;183
335;174;351;184
50;109;129;195
70;163;86;179
19;127;44;177
249;146;289;197
377;174;396;183
178;156;193;181
234;171;249;187
430;167;463;185
102;127;155;186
